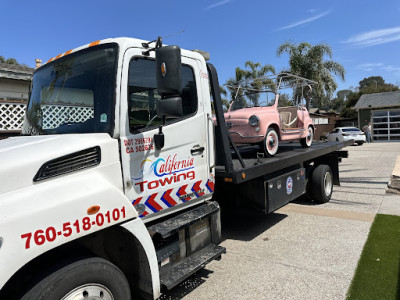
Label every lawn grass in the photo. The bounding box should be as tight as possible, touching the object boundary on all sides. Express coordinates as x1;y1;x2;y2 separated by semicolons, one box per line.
347;214;400;300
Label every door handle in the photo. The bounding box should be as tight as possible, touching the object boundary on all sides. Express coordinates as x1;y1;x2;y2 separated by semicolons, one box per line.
191;145;205;155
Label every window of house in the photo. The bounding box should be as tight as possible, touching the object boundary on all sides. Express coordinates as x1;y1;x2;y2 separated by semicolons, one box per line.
127;58;197;132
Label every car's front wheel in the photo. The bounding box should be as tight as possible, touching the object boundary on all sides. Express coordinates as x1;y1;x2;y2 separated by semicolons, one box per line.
300;126;313;148
261;128;279;157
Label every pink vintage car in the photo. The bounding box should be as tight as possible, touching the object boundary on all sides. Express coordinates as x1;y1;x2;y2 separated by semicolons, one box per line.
224;92;315;157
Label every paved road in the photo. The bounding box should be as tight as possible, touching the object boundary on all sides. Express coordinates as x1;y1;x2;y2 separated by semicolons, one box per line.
161;142;400;300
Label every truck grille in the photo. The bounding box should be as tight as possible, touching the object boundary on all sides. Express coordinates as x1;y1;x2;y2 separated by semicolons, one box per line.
33;146;101;182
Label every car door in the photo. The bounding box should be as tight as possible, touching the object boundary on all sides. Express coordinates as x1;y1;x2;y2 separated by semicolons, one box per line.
119;48;211;220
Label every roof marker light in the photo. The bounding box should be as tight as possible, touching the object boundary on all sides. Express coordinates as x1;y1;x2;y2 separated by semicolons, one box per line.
89;40;100;47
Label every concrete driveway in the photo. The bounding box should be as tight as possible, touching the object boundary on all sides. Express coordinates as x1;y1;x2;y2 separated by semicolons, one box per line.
161;142;400;300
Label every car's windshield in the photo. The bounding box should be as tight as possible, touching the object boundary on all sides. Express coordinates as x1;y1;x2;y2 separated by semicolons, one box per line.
230;91;276;111
22;44;118;135
342;128;361;132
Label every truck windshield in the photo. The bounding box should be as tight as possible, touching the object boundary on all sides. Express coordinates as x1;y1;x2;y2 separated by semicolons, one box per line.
22;44;118;135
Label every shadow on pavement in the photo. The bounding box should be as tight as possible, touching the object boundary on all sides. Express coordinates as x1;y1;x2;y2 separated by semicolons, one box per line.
159;269;214;300
220;209;287;242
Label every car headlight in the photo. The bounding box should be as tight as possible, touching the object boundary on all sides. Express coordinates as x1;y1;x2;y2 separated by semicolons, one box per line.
249;115;260;126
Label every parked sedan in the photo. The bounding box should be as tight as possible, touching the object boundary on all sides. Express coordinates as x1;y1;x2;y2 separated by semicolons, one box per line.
326;127;366;145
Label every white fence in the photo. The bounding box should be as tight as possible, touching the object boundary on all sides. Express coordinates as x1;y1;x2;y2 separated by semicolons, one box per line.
0;101;27;131
0;101;94;131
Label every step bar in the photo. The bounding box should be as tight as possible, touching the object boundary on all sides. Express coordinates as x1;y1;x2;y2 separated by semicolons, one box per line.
160;243;226;290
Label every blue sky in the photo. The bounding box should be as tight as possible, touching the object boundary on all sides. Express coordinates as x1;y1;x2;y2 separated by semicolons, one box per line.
2;0;400;96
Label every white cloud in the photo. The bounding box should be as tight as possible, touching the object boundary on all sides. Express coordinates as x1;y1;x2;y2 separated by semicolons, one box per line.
356;63;384;71
344;27;400;47
276;10;331;31
356;62;400;74
205;0;232;10
307;9;318;13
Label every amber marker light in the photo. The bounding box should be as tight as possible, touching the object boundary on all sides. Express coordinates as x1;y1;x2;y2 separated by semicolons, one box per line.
87;205;100;215
89;40;100;47
224;178;232;182
242;172;246;179
161;62;167;77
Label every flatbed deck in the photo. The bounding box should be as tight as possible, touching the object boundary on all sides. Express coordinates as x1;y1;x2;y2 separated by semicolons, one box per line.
215;140;352;183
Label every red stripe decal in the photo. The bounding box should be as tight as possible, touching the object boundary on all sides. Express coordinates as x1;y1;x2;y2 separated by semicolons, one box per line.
161;189;178;207
145;193;163;212
177;184;191;202
206;180;215;192
132;197;142;206
192;180;205;197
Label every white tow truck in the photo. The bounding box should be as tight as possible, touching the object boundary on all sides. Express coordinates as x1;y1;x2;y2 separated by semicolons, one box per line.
0;37;349;299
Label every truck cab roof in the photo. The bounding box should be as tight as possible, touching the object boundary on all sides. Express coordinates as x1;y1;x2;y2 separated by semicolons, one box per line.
42;37;205;68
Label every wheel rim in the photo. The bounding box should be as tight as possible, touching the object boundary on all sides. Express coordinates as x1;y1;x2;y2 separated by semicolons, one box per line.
61;283;114;300
266;130;278;155
306;127;313;146
323;172;333;196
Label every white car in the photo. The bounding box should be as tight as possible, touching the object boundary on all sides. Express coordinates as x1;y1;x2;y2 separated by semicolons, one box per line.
326;127;366;145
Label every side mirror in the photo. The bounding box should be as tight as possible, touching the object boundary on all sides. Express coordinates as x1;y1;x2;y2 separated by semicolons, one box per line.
156;45;182;97
156;97;182;118
154;45;183;150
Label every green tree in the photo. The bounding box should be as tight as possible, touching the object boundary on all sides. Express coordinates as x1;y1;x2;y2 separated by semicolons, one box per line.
359;76;385;89
340;76;399;118
0;55;28;66
277;93;293;107
5;58;18;65
219;86;230;112
337;89;352;100
225;61;275;108
277;42;345;109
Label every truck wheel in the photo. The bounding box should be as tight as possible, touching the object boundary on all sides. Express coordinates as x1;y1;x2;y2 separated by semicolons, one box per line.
300;126;313;148
21;257;131;300
261;128;279;157
310;164;333;203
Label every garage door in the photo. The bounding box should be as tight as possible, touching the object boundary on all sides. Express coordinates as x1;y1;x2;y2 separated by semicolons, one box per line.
372;110;400;141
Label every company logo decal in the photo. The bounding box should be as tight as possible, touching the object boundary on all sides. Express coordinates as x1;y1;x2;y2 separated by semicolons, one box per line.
132;154;196;192
133;154;194;180
286;176;293;195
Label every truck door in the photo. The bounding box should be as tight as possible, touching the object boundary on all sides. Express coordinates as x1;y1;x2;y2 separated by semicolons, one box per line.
119;49;213;220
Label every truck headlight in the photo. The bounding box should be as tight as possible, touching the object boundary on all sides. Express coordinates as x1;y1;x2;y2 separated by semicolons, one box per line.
249;115;260;126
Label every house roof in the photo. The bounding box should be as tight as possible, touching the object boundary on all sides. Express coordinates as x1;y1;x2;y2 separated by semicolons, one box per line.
0;62;34;81
354;91;400;110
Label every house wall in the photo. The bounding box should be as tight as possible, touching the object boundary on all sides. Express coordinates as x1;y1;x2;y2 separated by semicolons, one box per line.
359;109;371;128
0;78;30;100
314;123;336;140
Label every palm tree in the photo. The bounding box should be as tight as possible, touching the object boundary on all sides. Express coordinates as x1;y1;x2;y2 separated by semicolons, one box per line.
277;42;345;109
225;61;275;108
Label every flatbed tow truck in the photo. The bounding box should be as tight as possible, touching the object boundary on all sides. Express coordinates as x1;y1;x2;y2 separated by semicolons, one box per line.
0;37;349;299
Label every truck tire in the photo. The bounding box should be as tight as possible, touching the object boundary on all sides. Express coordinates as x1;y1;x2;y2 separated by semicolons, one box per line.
261;128;279;157
310;164;333;203
300;126;313;148
21;257;131;300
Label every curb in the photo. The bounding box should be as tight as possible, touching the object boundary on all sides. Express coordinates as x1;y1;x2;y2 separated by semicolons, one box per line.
387;156;400;194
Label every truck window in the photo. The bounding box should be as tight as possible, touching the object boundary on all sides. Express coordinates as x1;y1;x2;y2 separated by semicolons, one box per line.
128;58;197;132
